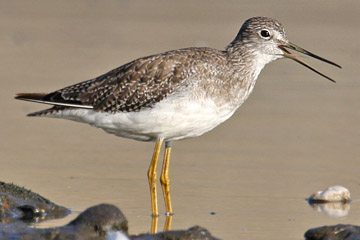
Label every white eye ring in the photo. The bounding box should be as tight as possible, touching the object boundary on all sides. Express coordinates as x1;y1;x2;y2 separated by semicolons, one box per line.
259;29;271;39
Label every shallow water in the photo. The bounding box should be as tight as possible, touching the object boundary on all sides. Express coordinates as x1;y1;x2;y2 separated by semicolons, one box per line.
1;1;359;239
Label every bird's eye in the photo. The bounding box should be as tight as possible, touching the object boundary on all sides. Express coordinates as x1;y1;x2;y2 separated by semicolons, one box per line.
259;30;271;39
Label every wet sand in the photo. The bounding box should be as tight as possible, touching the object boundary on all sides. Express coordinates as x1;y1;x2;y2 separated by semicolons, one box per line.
1;1;359;239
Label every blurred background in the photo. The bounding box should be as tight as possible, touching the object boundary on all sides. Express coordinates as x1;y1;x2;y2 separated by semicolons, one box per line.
0;1;358;239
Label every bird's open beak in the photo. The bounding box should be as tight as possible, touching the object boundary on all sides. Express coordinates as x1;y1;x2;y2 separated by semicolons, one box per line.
278;42;341;83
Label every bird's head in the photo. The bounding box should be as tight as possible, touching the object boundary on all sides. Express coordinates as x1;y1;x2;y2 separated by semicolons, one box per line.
231;16;341;82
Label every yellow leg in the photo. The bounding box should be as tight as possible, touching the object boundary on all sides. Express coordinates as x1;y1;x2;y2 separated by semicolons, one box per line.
147;139;163;217
163;214;173;231
160;141;173;216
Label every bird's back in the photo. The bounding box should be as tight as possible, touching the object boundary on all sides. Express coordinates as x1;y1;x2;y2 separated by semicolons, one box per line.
17;46;239;117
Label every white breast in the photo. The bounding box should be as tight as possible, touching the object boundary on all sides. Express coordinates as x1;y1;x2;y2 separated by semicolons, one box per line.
48;92;238;142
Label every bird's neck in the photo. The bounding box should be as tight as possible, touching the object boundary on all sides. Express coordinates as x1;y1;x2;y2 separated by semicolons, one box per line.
226;41;271;76
219;41;270;108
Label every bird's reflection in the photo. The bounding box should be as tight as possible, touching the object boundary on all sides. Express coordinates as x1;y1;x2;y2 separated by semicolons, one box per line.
150;215;173;233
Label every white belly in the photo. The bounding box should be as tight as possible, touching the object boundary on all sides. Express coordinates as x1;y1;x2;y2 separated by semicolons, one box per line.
47;94;238;142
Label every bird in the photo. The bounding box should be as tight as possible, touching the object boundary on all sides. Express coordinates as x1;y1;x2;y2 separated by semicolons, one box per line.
15;16;341;218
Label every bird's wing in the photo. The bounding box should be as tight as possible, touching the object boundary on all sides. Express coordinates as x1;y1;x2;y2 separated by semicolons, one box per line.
16;49;201;114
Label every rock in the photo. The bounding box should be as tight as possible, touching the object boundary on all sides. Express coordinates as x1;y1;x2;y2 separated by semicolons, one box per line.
305;224;360;240
0;203;218;240
67;203;128;236
0;181;70;223
0;182;218;240
0;203;128;240
131;225;219;240
308;186;350;203
107;231;130;240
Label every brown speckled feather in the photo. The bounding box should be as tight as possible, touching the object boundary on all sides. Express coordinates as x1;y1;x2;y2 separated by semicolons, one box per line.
21;47;228;115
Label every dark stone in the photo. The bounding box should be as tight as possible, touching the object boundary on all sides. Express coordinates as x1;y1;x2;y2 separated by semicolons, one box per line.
67;203;128;236
0;203;128;240
305;224;360;240
0;182;218;240
0;181;70;223
131;225;219;240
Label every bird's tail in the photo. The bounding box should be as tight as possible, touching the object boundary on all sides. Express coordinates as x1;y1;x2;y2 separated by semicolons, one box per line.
15;93;48;103
15;93;61;116
15;92;93;116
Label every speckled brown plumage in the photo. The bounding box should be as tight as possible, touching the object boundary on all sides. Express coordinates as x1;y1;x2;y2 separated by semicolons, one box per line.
17;47;240;115
15;17;290;117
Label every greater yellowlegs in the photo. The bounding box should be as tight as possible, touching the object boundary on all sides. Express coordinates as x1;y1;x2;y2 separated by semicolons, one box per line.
15;17;340;217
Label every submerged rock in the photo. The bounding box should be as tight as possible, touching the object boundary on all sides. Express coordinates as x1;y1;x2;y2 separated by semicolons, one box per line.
0;203;218;240
308;186;350;203
305;224;360;240
68;203;128;236
131;225;219;240
0;181;70;223
0;203;128;240
0;181;218;239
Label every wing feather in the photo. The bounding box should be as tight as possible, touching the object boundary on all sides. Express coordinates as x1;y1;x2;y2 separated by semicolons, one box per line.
15;47;226;115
